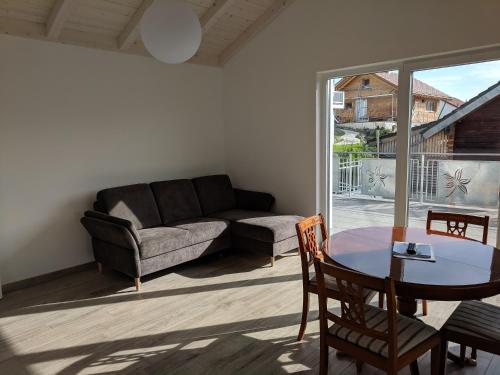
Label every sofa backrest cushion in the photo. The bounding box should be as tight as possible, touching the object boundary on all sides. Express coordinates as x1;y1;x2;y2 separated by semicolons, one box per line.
150;179;202;224
192;175;236;215
96;184;162;229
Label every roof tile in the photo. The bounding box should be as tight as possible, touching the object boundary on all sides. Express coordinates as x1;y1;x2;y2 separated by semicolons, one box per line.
375;72;453;99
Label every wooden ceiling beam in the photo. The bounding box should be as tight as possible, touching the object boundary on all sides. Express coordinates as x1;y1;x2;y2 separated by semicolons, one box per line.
118;0;154;50
0;16;219;67
2;0;297;68
200;0;236;33
219;0;295;65
46;0;76;40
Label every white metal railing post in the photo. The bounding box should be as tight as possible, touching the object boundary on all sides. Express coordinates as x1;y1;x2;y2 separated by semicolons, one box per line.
497;187;500;249
420;153;425;204
357;158;361;191
348;153;353;197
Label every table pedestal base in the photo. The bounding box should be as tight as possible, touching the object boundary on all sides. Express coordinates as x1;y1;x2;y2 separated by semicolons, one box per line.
397;296;418;318
394;297;420;375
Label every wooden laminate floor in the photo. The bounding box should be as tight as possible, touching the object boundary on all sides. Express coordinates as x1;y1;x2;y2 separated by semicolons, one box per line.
0;250;498;374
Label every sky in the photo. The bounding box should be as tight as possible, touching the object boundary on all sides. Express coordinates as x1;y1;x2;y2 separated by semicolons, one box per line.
414;60;500;101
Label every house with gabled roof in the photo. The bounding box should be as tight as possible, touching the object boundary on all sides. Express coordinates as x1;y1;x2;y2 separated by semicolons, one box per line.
334;72;463;129
376;81;500;160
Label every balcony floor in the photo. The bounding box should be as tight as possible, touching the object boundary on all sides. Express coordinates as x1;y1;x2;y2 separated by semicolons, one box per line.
0;249;498;374
332;195;498;247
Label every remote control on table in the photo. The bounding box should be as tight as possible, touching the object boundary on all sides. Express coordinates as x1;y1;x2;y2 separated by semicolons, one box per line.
407;242;417;255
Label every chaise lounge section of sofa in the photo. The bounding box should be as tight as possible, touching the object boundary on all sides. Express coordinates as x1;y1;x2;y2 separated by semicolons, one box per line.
81;175;302;290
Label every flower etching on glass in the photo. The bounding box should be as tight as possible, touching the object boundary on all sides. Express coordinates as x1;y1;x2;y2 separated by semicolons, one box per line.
367;166;387;191
444;169;471;198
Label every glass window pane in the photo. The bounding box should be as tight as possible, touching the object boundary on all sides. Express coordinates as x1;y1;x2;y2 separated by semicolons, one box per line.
329;70;399;233
405;60;500;246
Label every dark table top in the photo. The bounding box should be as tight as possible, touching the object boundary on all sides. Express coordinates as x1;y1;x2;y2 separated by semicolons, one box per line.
326;226;500;301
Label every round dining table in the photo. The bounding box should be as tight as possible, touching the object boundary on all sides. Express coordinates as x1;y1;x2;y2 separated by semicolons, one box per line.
325;226;500;318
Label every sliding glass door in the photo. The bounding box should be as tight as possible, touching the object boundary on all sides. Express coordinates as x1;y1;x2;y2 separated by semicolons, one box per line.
321;51;500;246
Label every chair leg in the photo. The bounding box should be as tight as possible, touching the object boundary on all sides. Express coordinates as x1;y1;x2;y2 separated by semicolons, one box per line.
422;299;428;316
468;347;478;366
409;360;420;375
439;339;448;375
97;262;103;273
319;340;328;375
378;292;384;308
270;256;275;267
355;360;364;374
134;277;141;291
459;344;466;366
431;343;441;375
297;290;309;341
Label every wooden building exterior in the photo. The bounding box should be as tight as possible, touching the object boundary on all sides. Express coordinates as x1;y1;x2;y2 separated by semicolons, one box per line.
335;74;398;123
377;81;500;160
375;126;454;155
335;72;461;126
452;95;500;156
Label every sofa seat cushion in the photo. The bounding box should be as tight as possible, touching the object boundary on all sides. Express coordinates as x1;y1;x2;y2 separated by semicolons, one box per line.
138;227;191;259
211;209;302;243
169;218;230;244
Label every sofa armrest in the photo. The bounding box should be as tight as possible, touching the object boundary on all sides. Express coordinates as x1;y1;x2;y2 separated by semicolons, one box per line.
234;189;275;212
81;215;140;250
84;210;141;244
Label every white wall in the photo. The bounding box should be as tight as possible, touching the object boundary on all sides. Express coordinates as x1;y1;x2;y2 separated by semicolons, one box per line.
2;0;500;285
0;36;225;284
223;0;500;216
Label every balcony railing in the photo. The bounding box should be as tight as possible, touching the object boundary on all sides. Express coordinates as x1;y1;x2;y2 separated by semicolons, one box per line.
332;152;500;209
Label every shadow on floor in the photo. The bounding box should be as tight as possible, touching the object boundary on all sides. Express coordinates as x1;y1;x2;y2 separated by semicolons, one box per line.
0;273;302;319
5;311;324;375
0;251;303;320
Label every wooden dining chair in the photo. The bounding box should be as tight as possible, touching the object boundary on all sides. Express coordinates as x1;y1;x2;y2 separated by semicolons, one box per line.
426;210;489;245
425;212;489;315
295;214;382;342
440;300;500;371
426;210;489;363
315;258;441;375
423;211;489;316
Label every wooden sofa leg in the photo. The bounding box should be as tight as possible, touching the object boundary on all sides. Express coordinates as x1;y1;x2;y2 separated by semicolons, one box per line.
270;256;275;267
134;277;141;291
97;262;103;273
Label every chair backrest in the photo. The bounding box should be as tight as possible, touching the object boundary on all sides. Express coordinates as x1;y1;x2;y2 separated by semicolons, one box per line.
295;214;329;281
426;210;489;244
316;260;398;360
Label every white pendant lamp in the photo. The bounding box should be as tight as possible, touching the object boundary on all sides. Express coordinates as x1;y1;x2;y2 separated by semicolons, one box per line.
141;0;202;64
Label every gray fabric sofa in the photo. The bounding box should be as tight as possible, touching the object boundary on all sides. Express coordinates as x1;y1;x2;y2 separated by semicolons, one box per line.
81;175;302;290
